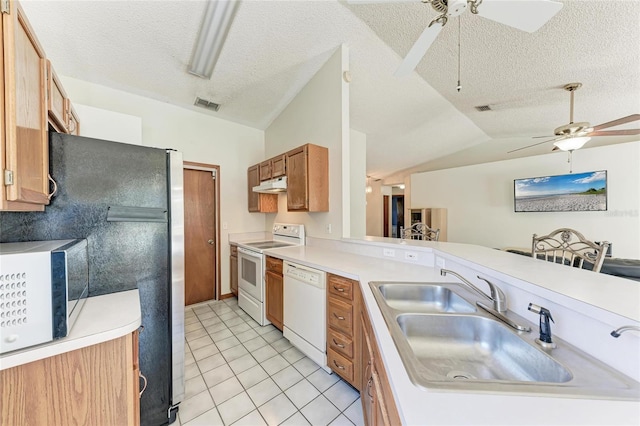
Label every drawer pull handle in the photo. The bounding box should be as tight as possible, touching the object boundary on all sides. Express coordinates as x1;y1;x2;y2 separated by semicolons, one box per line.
139;372;148;398
333;286;345;292
333;360;345;370
333;313;345;321
367;377;374;398
332;339;345;348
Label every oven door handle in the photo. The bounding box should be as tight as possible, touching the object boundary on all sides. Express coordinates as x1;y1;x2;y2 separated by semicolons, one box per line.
237;247;263;259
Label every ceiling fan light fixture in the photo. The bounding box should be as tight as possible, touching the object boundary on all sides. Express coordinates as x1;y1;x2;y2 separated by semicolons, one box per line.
188;0;239;79
553;136;591;152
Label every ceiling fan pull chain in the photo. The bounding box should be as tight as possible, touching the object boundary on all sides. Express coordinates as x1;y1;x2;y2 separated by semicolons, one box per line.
456;17;462;92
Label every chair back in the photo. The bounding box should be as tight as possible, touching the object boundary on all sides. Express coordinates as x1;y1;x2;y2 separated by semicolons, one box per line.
402;223;440;241
531;228;610;273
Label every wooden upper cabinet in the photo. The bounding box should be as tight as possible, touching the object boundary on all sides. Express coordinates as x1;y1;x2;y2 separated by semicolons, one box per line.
259;154;286;181
271;154;286;178
1;0;50;211
259;160;271;181
286;143;328;212
46;60;68;132
247;164;277;213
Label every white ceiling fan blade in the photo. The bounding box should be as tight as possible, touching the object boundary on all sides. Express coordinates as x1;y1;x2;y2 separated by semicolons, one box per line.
346;0;419;4
394;23;443;77
476;0;563;33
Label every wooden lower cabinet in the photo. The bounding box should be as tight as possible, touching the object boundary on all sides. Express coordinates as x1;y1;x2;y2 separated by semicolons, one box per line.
360;306;401;426
0;331;140;426
230;245;238;296
326;273;360;390
265;256;283;330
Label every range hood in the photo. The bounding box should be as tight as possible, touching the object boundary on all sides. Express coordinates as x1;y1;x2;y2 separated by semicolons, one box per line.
253;176;287;193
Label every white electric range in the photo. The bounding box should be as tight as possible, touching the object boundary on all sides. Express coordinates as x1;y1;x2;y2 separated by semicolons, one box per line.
236;223;305;325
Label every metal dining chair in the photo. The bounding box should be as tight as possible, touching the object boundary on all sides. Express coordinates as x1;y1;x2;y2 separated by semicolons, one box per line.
531;228;610;273
402;223;440;241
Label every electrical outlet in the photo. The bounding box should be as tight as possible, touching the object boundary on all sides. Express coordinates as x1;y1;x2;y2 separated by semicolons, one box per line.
383;248;395;257
405;251;418;261
436;257;445;269
325;224;332;234
222;222;228;230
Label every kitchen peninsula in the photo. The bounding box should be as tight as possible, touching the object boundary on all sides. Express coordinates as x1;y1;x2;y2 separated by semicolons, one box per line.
258;237;640;425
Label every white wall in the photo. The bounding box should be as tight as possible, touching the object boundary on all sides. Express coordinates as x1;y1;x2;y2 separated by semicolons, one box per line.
350;129;367;238
411;142;640;258
60;76;266;295
264;45;349;239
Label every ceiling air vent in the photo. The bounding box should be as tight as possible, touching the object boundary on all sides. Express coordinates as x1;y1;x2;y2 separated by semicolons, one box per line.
474;105;492;112
194;97;221;112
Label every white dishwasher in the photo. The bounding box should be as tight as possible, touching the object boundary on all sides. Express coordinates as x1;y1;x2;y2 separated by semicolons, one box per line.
283;261;330;372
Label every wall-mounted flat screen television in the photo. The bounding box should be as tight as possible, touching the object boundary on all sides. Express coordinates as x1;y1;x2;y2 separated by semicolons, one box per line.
514;170;607;212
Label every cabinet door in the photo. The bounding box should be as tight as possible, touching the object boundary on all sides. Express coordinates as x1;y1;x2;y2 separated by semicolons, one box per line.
271;154;286;178
259;160;271;181
46;60;68;132
247;165;260;212
265;270;283;330
230;254;238;296
1;1;49;210
286;146;308;211
361;313;375;425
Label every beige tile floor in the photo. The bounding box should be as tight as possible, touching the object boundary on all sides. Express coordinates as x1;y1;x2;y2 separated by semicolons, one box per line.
177;297;365;426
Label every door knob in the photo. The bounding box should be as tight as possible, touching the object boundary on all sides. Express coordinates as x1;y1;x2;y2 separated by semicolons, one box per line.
207;239;214;245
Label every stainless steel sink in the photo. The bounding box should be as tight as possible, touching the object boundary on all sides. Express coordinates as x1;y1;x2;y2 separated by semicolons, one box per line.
397;314;572;383
369;281;640;399
375;283;475;313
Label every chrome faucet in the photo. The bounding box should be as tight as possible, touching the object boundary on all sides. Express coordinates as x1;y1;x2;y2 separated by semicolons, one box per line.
440;269;507;313
611;325;640;338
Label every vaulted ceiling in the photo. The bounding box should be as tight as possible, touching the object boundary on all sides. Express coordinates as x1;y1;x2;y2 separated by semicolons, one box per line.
21;0;640;181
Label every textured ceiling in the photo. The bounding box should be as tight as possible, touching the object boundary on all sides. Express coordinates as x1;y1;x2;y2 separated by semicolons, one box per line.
20;0;640;181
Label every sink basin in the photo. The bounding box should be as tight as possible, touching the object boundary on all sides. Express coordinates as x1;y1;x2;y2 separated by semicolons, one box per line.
397;314;572;383
374;283;476;313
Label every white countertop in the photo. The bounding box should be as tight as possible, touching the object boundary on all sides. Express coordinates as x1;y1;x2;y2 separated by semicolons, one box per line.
266;242;640;425
0;289;141;370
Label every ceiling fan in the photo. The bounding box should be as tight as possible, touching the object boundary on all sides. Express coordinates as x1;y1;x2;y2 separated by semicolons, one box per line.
349;0;564;77
508;83;640;153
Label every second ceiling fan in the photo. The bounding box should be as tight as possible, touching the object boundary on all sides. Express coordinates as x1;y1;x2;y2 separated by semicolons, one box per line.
350;0;564;77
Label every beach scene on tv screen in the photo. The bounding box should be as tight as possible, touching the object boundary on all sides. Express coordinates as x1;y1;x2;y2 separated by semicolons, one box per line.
515;170;607;212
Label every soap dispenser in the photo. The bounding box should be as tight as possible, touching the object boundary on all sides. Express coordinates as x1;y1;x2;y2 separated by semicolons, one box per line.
528;303;557;349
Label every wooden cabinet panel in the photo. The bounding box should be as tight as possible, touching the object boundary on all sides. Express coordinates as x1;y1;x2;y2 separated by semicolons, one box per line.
327;273;360;390
265;256;284;330
259;160;271;181
328;274;355;301
0;332;140;426
1;0;49;211
328;328;354;359
247;164;277;213
271;154;286;178
46;60;68;132
328;297;353;337
360;302;401;426
230;245;238;296
328;348;354;383
286;144;328;212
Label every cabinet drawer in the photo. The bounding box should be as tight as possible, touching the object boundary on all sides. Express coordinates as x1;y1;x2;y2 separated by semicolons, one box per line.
328;329;353;359
328;349;354;383
328;274;355;301
328;298;353;337
265;256;283;274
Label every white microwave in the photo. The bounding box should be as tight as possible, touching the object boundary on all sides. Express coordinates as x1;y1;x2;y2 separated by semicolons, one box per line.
0;239;89;354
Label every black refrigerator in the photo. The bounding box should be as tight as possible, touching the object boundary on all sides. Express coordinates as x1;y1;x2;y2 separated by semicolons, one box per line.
0;133;185;425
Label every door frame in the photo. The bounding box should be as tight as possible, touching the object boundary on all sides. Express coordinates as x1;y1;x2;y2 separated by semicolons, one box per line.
183;161;222;301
